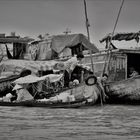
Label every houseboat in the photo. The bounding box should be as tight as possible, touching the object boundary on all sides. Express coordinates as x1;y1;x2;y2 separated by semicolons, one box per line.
87;32;140;104
0;33;102;107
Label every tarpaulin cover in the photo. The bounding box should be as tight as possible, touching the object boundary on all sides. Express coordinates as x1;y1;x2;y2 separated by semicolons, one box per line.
0;59;58;75
51;34;99;53
25;40;52;60
100;32;140;43
13;75;42;84
13;74;63;84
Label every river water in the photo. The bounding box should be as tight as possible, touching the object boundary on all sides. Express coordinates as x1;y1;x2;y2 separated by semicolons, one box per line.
0;105;140;140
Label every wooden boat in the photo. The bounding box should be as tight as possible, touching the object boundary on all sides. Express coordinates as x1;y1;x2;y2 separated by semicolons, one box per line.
0;33;99;97
91;32;140;104
0;81;101;108
0;72;101;108
105;75;140;104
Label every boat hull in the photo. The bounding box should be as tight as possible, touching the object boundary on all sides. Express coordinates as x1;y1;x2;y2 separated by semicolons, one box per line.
0;100;85;108
0;100;97;108
0;83;101;108
105;75;140;104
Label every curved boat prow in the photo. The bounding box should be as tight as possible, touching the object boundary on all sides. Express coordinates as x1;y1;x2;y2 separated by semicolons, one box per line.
105;75;140;104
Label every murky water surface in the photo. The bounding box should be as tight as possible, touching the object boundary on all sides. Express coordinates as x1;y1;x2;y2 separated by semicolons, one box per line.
0;105;140;140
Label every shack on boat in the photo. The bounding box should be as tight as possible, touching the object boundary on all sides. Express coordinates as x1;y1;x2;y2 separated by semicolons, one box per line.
50;33;98;59
0;33;99;99
0;34;33;97
0;33;99;87
24;33;99;61
84;48;140;80
0;33;33;60
97;31;140;81
89;31;140;104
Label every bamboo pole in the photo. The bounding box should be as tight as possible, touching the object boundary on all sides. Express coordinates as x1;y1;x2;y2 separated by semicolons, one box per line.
84;0;103;106
102;0;125;75
84;0;94;74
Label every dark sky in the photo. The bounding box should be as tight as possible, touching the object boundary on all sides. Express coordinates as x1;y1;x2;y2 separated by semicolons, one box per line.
0;0;140;49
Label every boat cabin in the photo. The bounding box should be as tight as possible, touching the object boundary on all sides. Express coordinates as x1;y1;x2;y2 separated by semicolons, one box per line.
83;32;140;82
0;34;33;60
26;33;99;61
83;49;140;82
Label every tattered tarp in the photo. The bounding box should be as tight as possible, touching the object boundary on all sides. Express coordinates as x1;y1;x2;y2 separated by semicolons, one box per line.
0;59;58;75
25;40;52;61
13;74;63;84
51;34;99;53
100;32;140;43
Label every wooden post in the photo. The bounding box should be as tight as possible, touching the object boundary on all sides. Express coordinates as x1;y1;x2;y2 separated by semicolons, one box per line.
84;0;94;74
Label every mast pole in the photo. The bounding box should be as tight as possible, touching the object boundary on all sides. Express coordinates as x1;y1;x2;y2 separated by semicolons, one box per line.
84;0;104;106
84;0;94;74
102;0;125;75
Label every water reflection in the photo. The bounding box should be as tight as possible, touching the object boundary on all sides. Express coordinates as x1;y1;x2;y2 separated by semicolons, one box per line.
0;105;140;140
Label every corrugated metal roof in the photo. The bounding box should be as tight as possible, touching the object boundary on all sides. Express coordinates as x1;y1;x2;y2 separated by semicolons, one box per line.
0;37;34;44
